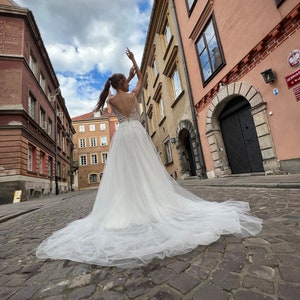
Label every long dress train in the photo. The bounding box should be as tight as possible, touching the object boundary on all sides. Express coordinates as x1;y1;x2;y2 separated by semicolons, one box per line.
36;95;262;268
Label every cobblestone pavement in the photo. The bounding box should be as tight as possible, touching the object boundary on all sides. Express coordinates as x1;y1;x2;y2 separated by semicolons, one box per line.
0;182;300;300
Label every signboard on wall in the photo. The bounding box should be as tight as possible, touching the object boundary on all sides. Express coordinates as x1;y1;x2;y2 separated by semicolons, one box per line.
285;69;300;89
287;49;300;68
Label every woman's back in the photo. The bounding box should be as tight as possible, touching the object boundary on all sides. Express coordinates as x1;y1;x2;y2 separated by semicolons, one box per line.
108;92;137;119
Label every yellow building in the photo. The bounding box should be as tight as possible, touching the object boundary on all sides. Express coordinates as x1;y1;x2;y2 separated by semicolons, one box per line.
72;107;118;190
140;0;206;179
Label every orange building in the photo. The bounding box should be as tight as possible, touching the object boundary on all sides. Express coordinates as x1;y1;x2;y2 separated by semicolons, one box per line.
172;0;300;177
72;107;118;190
0;0;75;203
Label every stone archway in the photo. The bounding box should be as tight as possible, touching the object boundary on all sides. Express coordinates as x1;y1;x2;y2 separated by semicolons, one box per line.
205;81;279;177
176;119;206;178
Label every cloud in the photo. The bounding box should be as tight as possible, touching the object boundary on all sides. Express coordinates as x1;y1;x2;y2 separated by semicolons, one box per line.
14;0;153;117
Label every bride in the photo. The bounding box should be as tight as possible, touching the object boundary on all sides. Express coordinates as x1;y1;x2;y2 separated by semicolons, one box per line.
36;49;262;268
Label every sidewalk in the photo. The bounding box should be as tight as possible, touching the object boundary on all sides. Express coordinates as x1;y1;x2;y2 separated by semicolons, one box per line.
178;173;300;189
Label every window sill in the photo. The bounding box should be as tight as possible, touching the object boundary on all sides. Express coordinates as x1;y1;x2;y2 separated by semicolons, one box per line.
158;116;166;127
171;90;185;108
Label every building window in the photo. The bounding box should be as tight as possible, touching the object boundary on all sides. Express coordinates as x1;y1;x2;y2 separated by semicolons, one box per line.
90;137;97;147
100;123;106;131
39;107;46;130
62;164;66;179
48;156;53;177
79;125;85;132
102;153;108;163
164;139;173;164
91;154;98;164
152;59;158;79
29;52;37;76
48;118;52;137
156;98;165;123
79;138;86;148
39;151;46;174
100;136;107;146
196;16;225;84
171;68;182;99
28;94;36;119
28;144;36;171
89;124;95;131
39;72;46;92
89;174;98;183
80;155;87;166
62;135;65;152
164;22;172;46
100;172;103;181
57;161;61;178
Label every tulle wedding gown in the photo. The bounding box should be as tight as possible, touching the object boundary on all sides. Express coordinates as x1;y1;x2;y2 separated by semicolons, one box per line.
36;95;262;268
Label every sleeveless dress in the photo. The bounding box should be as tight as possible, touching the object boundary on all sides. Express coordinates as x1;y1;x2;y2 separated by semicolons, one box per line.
36;94;262;268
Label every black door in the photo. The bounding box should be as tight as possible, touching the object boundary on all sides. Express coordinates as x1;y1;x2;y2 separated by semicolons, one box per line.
219;97;264;174
179;129;196;176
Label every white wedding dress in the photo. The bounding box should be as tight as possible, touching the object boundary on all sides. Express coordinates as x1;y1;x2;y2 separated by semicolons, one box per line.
36;95;262;268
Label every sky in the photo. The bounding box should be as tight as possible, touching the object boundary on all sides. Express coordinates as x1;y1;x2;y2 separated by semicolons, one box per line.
14;0;153;118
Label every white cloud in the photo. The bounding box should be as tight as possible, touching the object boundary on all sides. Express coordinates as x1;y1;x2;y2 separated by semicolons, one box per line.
14;0;153;117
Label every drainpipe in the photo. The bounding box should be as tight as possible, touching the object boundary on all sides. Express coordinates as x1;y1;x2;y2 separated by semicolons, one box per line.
171;0;207;178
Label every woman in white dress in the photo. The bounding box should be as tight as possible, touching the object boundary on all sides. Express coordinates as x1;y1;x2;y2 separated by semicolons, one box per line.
36;49;262;268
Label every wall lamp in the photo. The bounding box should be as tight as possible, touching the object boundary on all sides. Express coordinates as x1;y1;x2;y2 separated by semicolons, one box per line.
170;137;176;144
261;69;276;84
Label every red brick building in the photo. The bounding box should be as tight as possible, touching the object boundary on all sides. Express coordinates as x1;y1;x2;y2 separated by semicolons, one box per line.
72;107;118;190
172;0;300;177
0;0;75;203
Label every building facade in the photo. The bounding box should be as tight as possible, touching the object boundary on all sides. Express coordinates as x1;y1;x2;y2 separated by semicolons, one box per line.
0;0;75;203
72;108;118;190
173;0;300;177
140;0;206;179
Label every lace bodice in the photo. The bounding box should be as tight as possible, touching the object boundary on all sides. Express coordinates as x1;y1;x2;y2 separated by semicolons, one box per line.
108;94;140;123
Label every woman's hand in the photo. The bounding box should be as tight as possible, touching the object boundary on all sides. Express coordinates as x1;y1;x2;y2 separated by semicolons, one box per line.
126;48;134;61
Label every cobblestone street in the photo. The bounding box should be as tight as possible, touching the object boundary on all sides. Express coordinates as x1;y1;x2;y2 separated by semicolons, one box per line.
0;177;300;300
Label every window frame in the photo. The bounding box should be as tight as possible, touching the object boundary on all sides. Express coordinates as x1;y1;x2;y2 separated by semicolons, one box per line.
196;15;225;86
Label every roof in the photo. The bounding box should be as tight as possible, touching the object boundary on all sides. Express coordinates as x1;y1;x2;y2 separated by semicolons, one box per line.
72;108;115;122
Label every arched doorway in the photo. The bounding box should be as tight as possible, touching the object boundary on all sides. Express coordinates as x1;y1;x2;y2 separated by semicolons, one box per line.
178;129;197;176
219;96;264;174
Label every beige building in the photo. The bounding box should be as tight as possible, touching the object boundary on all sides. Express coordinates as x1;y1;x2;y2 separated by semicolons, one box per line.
72;107;118;190
172;0;300;177
140;0;206;179
0;0;75;203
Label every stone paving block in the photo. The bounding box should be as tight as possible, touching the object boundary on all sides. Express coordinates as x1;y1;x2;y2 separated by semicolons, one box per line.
149;268;175;284
69;274;92;288
233;290;273;300
8;283;43;300
247;264;275;280
148;286;182;300
97;290;127;300
219;259;244;273
68;284;96;300
278;266;300;282
36;280;69;298
0;286;20;300
276;254;300;267
250;254;278;267
167;260;190;273
278;283;300;300
193;284;228;300
185;265;210;280
243;275;274;294
5;273;28;287
168;272;200;294
124;277;154;299
210;269;240;291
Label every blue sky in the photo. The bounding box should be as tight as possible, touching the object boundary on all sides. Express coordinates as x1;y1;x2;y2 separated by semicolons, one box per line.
14;0;153;117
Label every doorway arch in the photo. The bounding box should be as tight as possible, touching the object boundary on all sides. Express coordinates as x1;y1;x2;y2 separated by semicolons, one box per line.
205;82;279;177
176;119;206;177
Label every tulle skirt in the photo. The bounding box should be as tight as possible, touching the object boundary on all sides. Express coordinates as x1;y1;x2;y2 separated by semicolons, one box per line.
36;120;262;268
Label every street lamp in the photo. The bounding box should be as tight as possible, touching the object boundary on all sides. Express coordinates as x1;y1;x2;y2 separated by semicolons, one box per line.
50;87;60;195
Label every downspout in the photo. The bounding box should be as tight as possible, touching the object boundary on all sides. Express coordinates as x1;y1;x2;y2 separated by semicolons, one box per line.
171;0;207;178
